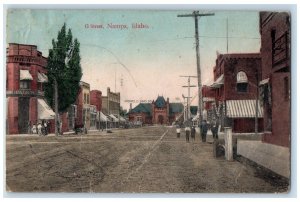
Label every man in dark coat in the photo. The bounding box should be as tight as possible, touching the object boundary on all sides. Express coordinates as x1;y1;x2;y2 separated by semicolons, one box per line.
200;120;208;142
191;126;196;141
212;119;219;139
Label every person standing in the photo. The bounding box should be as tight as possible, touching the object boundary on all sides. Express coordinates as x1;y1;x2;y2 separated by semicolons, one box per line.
185;125;191;143
191;126;196;141
200;120;208;142
212;119;219;139
176;125;181;138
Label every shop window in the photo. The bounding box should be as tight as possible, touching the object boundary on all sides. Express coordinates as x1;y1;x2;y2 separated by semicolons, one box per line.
20;81;30;89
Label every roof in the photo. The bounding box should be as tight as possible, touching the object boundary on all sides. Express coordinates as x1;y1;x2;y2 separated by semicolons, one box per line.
219;53;261;60
169;103;183;114
130;103;152;115
154;96;166;108
226;100;263;118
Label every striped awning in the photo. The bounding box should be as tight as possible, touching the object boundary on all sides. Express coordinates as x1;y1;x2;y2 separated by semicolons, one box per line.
226;100;263;118
20;70;33;80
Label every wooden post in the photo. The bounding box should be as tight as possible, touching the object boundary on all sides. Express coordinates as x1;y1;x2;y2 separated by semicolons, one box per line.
224;127;233;161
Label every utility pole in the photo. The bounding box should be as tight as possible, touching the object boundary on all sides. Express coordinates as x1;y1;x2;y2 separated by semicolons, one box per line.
226;17;229;53
180;76;197;120
178;11;215;132
182;94;191;121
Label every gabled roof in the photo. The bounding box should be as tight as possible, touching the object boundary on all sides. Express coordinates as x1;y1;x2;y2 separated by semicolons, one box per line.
154;96;166;108
130;103;152;115
169;103;183;114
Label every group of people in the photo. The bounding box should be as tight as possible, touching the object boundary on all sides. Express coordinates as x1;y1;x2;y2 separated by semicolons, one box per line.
28;120;49;136
176;119;219;143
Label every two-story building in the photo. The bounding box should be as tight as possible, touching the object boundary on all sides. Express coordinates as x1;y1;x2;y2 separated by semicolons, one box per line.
210;53;263;133
6;43;55;134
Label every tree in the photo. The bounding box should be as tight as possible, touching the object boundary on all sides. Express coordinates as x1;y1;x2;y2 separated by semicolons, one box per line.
44;23;82;113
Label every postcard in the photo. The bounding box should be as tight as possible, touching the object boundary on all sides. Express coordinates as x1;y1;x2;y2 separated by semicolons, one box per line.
5;8;291;193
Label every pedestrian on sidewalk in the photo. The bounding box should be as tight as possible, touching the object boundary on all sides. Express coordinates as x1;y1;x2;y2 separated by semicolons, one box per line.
176;124;181;138
185;125;191;142
191;126;196;141
212;119;219;139
200;120;208;142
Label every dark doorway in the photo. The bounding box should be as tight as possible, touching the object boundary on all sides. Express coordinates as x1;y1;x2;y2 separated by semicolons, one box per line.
158;115;164;125
18;97;30;134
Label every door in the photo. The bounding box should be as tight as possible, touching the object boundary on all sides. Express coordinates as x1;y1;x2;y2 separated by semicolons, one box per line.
158;115;164;125
18;97;30;134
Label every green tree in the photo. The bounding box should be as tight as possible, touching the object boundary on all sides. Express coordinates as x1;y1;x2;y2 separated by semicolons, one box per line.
44;23;82;113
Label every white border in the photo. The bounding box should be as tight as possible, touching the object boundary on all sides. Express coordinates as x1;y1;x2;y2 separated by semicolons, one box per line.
1;1;299;201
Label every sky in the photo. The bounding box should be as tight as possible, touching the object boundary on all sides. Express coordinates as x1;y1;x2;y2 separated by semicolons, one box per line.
6;9;261;110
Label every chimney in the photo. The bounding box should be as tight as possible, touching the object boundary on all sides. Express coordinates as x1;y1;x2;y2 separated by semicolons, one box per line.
129;103;132;111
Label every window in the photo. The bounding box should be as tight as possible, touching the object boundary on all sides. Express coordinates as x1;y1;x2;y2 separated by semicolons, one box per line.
19;81;30;89
38;82;42;91
236;71;248;93
87;94;90;104
237;83;248;92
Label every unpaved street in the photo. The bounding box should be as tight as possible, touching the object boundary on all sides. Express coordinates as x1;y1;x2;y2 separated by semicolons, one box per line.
6;126;288;193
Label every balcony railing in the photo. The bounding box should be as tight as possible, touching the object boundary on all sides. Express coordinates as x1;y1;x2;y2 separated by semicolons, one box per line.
272;32;289;66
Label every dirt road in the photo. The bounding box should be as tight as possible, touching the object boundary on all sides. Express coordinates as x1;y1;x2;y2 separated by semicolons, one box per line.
6;126;288;193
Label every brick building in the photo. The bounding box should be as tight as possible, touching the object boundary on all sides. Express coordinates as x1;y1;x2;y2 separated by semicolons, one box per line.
128;96;184;125
73;81;93;130
237;12;291;178
6;43;55;134
90;90;102;129
209;53;264;133
259;12;291;147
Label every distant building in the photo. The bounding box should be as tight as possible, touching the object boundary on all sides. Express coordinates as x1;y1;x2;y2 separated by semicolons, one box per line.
102;87;120;116
209;53;263;133
128;96;185;125
90;90;102;129
74;81;96;130
6;43;54;134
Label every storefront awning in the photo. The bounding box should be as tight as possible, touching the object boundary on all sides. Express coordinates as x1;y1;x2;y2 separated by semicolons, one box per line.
259;78;270;86
226;100;263;118
99;112;109;122
38;99;55;120
210;74;224;88
37;72;48;83
119;116;126;122
109;114;119;122
20;70;33;80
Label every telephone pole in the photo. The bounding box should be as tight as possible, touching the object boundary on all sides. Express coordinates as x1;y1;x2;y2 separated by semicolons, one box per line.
180;75;197;120
178;11;214;130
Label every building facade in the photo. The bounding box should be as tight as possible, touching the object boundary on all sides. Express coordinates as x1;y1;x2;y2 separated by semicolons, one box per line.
74;81;91;130
209;53;264;133
102;87;120;116
259;12;290;147
128;96;184;125
6;43;54;134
